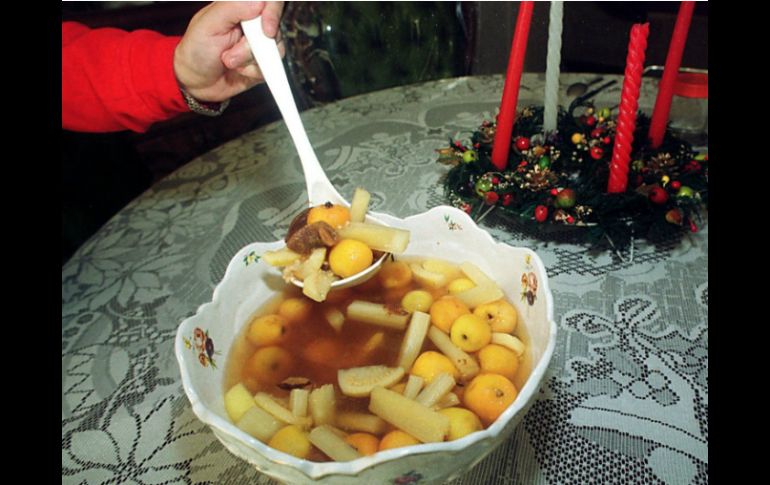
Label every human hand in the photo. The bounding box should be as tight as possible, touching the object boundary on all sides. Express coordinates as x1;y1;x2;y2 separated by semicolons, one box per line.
174;1;285;103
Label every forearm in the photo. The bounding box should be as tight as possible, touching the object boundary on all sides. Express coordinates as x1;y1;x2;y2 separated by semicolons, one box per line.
62;22;190;133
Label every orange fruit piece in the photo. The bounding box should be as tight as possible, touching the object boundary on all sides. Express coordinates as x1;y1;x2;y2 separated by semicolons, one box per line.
463;373;518;425
278;297;313;324
411;350;459;383
307;202;351;229
473;299;518;333
345;432;380;456
246;314;288;347
429;297;470;333
378;430;420;451
243;346;294;386
478;344;519;381
378;260;413;288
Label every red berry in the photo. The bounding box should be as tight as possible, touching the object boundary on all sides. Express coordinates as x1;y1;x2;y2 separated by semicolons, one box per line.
534;205;548;222
670;180;681;190
684;161;702;173
566;216;575;224
492;176;500;185
485;191;499;205
590;128;603;139
586;115;597;126
590;146;604;160
550;188;559;196
602;136;612;145
462;203;472;214
648;186;669;204
518;161;528;167
689;219;698;233
515;137;530;151
502;194;513;206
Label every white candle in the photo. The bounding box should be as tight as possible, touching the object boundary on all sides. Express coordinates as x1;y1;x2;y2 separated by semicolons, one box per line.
543;1;564;134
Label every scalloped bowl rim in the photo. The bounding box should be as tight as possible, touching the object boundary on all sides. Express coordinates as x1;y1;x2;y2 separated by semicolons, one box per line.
176;205;557;481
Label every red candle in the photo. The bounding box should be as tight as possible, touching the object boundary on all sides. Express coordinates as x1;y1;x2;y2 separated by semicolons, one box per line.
607;23;649;194
648;1;696;148
491;1;534;170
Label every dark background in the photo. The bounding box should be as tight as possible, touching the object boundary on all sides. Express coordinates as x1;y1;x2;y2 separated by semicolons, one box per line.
61;1;708;265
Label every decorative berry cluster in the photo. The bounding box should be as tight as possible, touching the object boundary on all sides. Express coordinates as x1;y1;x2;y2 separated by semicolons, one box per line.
437;104;708;249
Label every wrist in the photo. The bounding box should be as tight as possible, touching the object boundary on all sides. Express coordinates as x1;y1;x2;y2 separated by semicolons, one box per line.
180;88;230;116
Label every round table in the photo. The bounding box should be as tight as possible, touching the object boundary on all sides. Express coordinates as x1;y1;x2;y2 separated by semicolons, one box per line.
62;73;708;484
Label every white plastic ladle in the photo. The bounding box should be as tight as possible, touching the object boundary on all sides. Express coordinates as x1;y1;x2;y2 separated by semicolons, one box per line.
241;18;388;290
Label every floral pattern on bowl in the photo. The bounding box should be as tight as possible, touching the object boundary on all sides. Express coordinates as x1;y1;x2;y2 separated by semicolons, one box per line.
175;205;557;484
182;327;219;369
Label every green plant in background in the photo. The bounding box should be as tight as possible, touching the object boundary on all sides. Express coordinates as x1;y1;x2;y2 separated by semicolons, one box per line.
283;2;470;105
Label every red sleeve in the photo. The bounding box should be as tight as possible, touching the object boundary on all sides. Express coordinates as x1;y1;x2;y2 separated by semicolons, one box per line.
62;21;190;133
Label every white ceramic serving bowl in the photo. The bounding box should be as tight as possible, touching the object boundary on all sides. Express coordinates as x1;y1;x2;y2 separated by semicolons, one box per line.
176;206;557;484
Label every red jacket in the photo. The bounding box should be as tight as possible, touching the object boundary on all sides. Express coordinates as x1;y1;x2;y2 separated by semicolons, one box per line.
62;22;190;133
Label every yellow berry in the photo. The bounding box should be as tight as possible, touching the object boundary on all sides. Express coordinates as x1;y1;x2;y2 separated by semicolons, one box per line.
378;260;413;288
401;290;434;313
307;203;351;229
473;300;518;333
268;425;312;459
447;278;476;294
329;239;374;278
439;407;483;440
429;297;470;333
478;344;519;381
378;430;420;451
411;351;459;383
246;314;288;347
450;314;491;352
278;297;312;324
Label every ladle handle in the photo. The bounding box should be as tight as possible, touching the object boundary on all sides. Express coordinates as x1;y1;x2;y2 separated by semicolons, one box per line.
241;18;344;207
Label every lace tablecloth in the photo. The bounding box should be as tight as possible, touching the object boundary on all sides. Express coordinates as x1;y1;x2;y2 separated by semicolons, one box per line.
62;73;708;484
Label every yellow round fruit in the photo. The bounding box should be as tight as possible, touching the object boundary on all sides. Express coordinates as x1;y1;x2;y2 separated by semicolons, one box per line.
439;407;483;441
429;297;470;333
345;432;380;456
401;290;434;313
278;297;312;324
449;314;492;352
243;346;294;386
307;203;351;229
268;425;311;459
329;239;374;278
447;278;476;294
478;344;519;381
378;430;420;451
378;261;413;288
411;351;459;383
473;300;518;333
463;373;518;425
246;314;288;347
